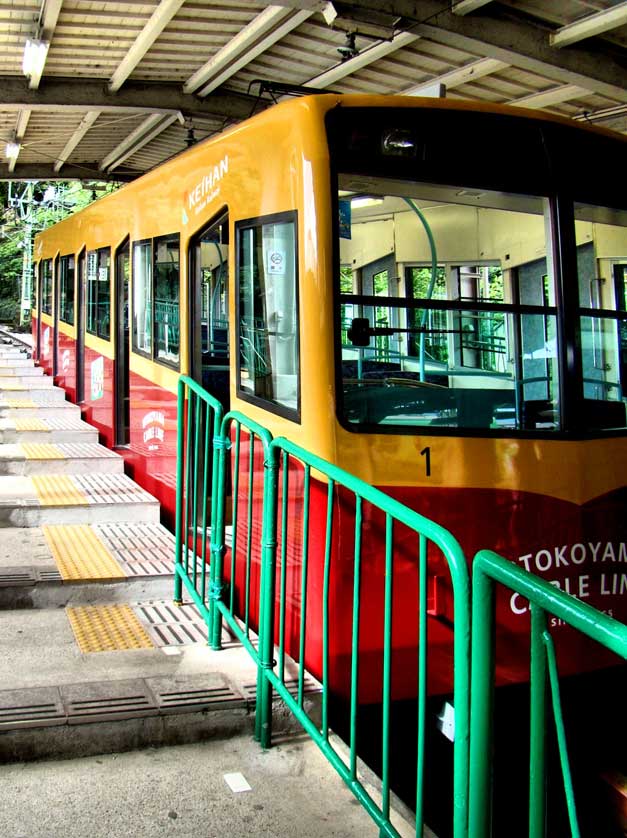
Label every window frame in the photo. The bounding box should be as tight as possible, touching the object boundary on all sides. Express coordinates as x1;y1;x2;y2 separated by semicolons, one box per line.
131;233;181;370
86;246;111;340
41;258;53;316
58;253;76;326
235;210;301;423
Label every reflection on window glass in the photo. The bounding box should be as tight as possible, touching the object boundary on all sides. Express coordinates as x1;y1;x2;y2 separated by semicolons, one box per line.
337;182;559;431
154;234;180;365
41;260;53;315
132;241;152;355
575;202;627;430
237;215;299;415
59;255;75;325
86;248;110;339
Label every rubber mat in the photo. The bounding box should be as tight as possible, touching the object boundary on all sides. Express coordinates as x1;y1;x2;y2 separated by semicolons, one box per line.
42;524;125;581
32;475;88;506
20;443;65;460
66;604;155;653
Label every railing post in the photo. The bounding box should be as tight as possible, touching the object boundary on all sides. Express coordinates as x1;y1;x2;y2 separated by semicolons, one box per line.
256;444;279;748
529;604;547;838
173;377;185;604
469;554;496;838
209;423;228;651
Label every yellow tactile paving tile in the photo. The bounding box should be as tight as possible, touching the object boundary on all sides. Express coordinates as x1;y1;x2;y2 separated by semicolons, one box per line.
20;443;65;460
32;475;88;506
0;383;26;390
42;524;126;581
3;399;36;408
14;418;49;432
66;604;155;653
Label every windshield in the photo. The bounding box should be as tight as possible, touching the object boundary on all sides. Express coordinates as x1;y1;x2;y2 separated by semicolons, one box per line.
336;178;562;432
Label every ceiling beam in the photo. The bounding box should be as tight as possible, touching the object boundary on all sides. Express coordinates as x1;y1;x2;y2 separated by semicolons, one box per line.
54;109;100;172
27;0;63;90
100;112;182;173
0;77;259;121
332;0;627;103
0;163;134;181
305;30;419;88
7;110;31;174
550;2;627;48
402;56;508;95
186;7;314;97
109;0;186;92
509;84;590;110
451;0;494;14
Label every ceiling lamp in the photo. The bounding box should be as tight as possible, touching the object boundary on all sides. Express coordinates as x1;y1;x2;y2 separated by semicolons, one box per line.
22;38;49;79
5;142;20;161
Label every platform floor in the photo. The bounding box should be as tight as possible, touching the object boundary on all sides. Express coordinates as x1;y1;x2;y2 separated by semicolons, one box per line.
0;329;411;838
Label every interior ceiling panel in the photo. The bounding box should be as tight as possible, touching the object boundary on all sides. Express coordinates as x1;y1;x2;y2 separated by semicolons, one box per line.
0;0;625;182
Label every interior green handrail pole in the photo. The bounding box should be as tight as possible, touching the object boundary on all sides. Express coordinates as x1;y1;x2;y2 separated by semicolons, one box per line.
544;630;581;838
173;376;186;604
468;558;496;838
404;198;438;382
529;604;548;838
257;442;279;749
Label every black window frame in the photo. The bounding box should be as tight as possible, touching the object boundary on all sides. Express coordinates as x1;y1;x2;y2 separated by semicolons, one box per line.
86;246;111;340
235;210;301;423
41;258;53;316
58;253;76;326
131;233;181;371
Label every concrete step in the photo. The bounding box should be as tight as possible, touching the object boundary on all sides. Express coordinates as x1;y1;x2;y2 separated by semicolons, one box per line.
0;473;160;526
0;388;77;410
0;357;32;368
0;374;53;390
0;416;99;444
0;597;321;765
0;365;44;377
0;349;29;360
0;522;175;607
0;442;124;475
0;399;81;419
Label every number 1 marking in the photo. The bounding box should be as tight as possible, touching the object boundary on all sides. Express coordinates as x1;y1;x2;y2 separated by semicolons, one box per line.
420;446;431;477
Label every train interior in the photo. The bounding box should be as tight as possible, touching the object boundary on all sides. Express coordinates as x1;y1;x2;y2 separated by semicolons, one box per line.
337;177;627;433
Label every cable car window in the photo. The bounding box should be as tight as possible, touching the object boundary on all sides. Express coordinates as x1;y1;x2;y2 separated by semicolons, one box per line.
58;254;75;325
154;234;180;366
41;259;53;315
236;212;300;420
336;181;560;432
132;240;152;356
86;247;110;339
574;202;627;430
31;262;37;312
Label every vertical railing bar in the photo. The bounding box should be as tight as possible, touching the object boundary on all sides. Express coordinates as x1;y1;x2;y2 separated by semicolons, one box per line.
173;378;185;604
244;431;255;635
209;405;226;651
544;630;581;838
183;390;194;578
191;394;201;591
297;463;311;709
381;513;394;821
322;476;335;742
415;533;428;835
349;494;363;780
230;422;241;614
278;450;289;682
200;400;210;606
529;603;548;838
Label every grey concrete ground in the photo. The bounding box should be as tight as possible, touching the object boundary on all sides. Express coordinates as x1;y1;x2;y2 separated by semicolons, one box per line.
0;734;378;838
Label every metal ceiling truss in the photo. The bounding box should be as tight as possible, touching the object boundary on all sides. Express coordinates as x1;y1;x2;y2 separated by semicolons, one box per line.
1;0;626;181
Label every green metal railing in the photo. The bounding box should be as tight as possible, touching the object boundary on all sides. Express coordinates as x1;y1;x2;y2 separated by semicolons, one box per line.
174;376;223;628
255;436;470;838
468;550;627;838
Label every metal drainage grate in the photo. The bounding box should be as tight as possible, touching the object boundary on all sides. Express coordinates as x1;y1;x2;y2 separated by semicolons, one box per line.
134;601;208;647
61;679;157;724
241;675;321;703
95;523;175;576
0;567;37;587
146;674;245;714
36;568;63;582
0;686;65;729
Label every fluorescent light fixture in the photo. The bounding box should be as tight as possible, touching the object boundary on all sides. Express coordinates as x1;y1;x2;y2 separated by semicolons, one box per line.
5;142;20;161
351;196;384;209
22;38;49;78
